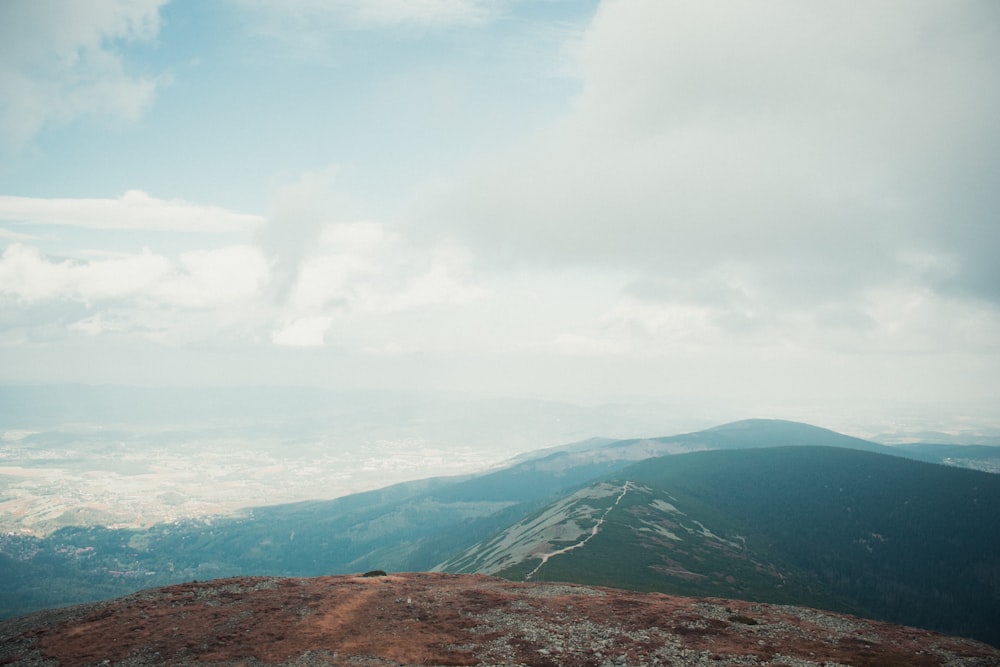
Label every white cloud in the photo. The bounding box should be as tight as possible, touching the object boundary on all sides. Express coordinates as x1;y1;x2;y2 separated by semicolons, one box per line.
69;313;123;336
0;227;40;242
154;245;271;308
431;0;1000;306
0;0;167;148
0;243;170;303
0;240;273;350
399;0;1000;412
228;0;502;64
383;243;485;311
274;220;486;345
258;166;357;299
363;341;408;355
271;315;333;347
0;190;266;233
232;0;496;31
0;191;483;351
0;242;269;310
281;221;393;314
547;277;1000;366
601;297;716;346
339;0;496;28
550;332;627;357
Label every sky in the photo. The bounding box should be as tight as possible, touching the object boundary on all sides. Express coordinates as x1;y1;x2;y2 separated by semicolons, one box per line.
1;0;999;433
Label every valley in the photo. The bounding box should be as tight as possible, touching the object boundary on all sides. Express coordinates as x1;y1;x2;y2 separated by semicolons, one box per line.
0;385;723;537
0;428;501;536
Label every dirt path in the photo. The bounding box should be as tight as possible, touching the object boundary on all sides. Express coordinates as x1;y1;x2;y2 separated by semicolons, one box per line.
526;481;631;580
12;571;1000;666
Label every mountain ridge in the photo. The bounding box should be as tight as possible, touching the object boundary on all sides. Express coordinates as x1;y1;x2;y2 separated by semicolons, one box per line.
443;445;1000;645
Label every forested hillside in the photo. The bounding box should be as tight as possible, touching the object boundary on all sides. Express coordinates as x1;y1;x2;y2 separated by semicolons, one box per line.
474;447;1000;645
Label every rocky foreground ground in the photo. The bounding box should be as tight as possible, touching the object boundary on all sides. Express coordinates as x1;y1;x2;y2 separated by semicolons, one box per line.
1;572;997;667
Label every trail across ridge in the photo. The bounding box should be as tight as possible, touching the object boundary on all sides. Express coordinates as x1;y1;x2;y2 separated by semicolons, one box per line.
526;481;631;580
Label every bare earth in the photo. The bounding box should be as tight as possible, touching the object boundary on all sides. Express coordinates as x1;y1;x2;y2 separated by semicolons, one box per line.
1;572;997;667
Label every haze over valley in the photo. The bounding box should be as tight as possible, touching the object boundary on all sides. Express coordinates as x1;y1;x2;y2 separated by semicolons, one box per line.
0;385;720;535
3;385;998;538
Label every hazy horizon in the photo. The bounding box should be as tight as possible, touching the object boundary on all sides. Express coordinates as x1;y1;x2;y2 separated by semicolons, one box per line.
2;1;998;436
2;382;997;539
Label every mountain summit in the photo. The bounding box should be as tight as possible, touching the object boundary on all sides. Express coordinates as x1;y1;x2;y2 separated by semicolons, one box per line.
2;572;998;666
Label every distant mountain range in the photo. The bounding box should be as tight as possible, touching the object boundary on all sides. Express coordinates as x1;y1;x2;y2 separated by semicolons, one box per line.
2;419;999;647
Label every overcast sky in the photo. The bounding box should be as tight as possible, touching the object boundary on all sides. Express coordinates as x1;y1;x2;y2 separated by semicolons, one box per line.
1;0;998;431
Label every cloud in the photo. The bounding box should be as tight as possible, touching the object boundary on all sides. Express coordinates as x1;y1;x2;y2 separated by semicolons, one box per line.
0;181;483;351
429;0;1000;308
258;167;356;300
0;240;273;350
541;275;1000;368
69;313;122;336
256;167;486;348
0;242;269;309
0;190;266;233
229;0;500;62
231;0;497;31
271;220;485;346
155;245;270;308
270;315;334;347
0;227;40;242
285;222;389;313
290;222;484;314
550;332;628;357
0;243;170;304
0;0;168;148
327;0;497;28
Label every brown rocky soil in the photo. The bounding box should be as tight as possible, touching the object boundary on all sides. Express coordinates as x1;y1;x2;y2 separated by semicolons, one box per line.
1;572;997;666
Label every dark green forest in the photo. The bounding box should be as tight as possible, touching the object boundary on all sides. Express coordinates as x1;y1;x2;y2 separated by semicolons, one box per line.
505;447;1000;645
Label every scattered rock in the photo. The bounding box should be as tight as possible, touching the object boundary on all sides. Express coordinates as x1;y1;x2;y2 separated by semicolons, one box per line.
0;572;996;666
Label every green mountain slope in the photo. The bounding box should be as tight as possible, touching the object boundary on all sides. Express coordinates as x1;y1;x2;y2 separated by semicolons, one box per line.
444;446;1000;646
